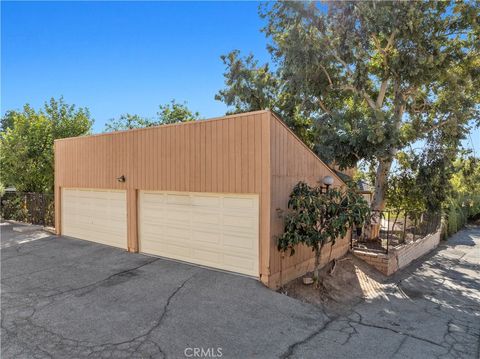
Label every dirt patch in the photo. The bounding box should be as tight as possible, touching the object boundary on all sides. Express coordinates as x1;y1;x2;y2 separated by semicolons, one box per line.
280;254;388;315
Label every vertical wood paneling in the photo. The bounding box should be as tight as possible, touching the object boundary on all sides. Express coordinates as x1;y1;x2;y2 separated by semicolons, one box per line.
205;122;212;192
268;114;346;284
234;119;242;192
241;118;248;193
247;116;255;192
228;120;235;193
216;121;223;192
260;113;271;279
55;111;272;283
254;117;262;193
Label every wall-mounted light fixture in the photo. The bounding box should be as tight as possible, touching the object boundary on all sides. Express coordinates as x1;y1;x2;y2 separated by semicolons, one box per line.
320;175;334;193
117;175;126;183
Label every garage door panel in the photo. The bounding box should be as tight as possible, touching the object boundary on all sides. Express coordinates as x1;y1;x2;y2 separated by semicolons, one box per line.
142;192;166;203
166;210;191;222
223;233;255;250
166;226;191;240
166;194;191;205
223;196;257;210
192;195;221;207
192;248;222;264
192;212;221;225
223;254;256;273
194;230;222;245
66;224;125;237
223;215;256;230
139;191;259;277
62;188;127;249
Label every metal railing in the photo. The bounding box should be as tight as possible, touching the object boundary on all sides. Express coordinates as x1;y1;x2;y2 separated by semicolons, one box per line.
351;210;441;254
1;192;54;227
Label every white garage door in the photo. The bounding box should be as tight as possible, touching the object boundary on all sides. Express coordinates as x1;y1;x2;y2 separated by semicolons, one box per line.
62;188;127;249
139;191;259;277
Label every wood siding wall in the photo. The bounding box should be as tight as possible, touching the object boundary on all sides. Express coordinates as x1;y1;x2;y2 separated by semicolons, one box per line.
55;111;272;284
268;114;346;288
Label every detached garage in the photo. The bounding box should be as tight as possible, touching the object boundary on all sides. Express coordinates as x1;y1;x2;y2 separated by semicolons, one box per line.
54;110;346;288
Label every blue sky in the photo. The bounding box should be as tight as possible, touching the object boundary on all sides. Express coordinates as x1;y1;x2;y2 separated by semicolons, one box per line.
1;1;478;153
1;1;269;133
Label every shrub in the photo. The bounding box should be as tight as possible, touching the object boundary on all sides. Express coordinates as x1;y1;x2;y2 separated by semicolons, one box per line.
1;196;29;222
277;182;370;281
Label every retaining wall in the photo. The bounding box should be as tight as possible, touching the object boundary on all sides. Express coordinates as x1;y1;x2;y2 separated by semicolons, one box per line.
353;228;441;275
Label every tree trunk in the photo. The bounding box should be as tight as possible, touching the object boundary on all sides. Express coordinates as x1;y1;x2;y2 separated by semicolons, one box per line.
313;246;321;282
372;157;392;211
368;157;393;240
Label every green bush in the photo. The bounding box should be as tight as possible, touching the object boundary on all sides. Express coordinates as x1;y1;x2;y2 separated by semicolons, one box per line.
1;196;29;222
443;200;469;238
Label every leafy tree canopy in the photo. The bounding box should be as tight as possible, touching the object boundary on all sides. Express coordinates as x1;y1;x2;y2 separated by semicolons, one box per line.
0;97;93;192
450;155;480;219
104;114;157;132
104;100;200;132
157;100;201;125
217;1;479;211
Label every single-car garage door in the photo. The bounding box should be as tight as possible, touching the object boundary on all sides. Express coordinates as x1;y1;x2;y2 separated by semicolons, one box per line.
61;188;127;249
139;191;259;277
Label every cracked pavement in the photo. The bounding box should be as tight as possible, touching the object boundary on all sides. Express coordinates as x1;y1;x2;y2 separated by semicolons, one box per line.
1;222;479;358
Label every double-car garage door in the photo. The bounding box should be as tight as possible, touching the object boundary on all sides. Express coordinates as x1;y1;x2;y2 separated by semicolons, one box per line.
61;188;259;276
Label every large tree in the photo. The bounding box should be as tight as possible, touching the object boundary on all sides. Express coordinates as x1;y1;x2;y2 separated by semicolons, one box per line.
0;98;93;192
217;1;479;212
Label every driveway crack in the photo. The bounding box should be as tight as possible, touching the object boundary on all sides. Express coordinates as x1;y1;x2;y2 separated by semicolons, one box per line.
350;319;444;348
95;270;199;356
45;258;160;299
279;314;336;359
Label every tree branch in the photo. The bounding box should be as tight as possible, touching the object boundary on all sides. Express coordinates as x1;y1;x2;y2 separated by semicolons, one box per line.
318;98;331;115
385;30;397;51
376;80;389;108
424;115;455;135
319;64;333;87
340;85;377;110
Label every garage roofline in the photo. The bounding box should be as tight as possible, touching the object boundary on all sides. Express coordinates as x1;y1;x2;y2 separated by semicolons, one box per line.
54;109;271;143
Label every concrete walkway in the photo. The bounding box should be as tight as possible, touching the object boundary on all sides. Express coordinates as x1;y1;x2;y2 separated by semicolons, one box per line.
1;222;479;358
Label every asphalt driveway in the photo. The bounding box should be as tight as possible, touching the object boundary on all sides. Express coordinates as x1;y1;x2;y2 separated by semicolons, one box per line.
1;221;479;358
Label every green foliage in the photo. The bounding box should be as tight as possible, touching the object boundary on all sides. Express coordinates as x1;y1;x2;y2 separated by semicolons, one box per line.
0;98;93;193
451;156;480;198
157;100;200;125
1;111;16;132
215;50;278;113
217;1;479;210
0;193;55;226
386;153;426;214
450;156;480;221
386;135;457;214
104;114;157;132
444;198;468;237
0;196;29;222
215;51;315;147
277;181;370;277
104;100;200;132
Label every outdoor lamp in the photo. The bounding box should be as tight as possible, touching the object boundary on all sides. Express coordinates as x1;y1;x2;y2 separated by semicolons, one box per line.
322;175;334;193
117;175;126;183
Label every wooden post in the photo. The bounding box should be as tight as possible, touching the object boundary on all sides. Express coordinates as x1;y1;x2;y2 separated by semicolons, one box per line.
127;189;139;252
54;186;61;235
